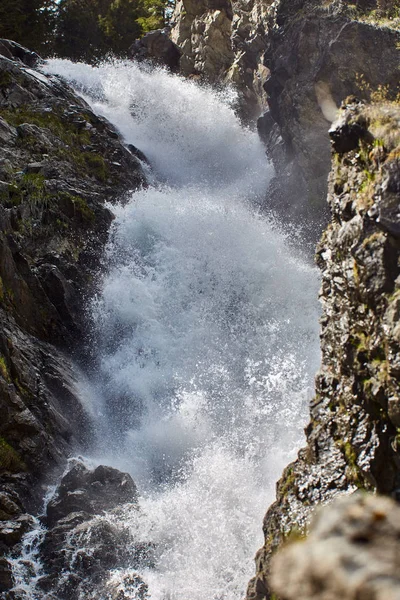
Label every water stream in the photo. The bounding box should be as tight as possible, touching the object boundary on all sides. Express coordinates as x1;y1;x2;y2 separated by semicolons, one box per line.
37;60;321;600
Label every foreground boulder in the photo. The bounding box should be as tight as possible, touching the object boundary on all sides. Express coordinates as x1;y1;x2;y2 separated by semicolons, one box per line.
271;493;400;600
5;461;151;600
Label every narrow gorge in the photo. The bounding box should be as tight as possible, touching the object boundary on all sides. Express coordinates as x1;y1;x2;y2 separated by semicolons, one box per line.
0;1;399;600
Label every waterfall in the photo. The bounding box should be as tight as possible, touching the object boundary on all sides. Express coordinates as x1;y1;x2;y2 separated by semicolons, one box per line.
42;59;321;600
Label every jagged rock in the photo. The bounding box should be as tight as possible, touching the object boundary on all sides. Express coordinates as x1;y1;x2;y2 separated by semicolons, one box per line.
36;462;149;600
247;100;400;600
257;0;400;226
0;515;35;548
271;493;400;600
130;28;182;72
46;462;138;527
0;39;147;577
0;40;40;67
171;0;272;120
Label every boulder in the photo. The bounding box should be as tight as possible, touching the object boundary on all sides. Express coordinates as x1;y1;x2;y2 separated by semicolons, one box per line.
271;493;400;600
130;28;182;72
46;462;138;527
36;461;151;600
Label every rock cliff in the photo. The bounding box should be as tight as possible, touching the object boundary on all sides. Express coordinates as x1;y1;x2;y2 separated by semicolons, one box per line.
0;41;145;592
247;99;400;600
170;1;400;232
171;0;273;121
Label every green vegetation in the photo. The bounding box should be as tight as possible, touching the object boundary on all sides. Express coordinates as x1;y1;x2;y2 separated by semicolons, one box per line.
345;1;400;28
0;1;176;61
0;437;26;473
278;466;297;498
0;355;10;382
0;105;110;185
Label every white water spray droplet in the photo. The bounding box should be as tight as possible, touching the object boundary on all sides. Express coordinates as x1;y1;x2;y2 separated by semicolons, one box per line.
42;59;321;600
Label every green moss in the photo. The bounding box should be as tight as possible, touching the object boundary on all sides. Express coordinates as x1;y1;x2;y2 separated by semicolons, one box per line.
58;191;95;223
278;466;297;498
0;437;26;473
82;152;109;182
0;355;11;383
0;70;12;88
14;377;31;399
72;194;95;222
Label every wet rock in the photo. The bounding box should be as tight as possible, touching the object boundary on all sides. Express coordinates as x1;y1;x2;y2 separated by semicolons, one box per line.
46;462;138;527
103;573;149;600
271;493;400;600
247;101;400;600
0;515;35;547
0;557;13;592
0;40;147;562
37;462;149;600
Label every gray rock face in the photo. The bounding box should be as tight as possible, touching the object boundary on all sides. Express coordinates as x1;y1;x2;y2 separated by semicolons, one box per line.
257;0;400;226
271;493;400;600
171;1;399;235
247;100;400;600
0;41;147;591
34;461;148;600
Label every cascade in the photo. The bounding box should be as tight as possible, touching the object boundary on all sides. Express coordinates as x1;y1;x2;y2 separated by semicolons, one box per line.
29;59;321;599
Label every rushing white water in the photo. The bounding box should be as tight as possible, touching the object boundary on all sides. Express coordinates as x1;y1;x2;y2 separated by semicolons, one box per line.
43;59;321;600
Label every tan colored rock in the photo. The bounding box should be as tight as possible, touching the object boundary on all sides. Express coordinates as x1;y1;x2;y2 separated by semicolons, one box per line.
171;0;273;120
271;493;400;600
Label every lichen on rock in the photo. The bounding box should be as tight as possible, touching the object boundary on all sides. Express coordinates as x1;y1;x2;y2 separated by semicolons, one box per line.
247;98;400;600
0;40;147;590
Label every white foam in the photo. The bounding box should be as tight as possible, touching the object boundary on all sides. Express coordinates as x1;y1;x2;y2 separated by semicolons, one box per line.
43;58;321;600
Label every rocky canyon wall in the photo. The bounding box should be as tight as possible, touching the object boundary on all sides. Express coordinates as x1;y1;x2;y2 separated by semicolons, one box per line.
247;98;400;600
170;0;400;231
0;41;146;592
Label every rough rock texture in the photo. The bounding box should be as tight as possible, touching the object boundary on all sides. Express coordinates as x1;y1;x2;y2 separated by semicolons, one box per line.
257;0;400;228
271;493;400;600
0;40;146;591
130;28;182;72
171;0;273;120
29;461;149;600
247;99;400;600
171;1;399;236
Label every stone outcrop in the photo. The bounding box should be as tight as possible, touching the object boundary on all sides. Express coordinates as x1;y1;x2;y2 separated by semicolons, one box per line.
271;493;400;600
33;461;149;600
171;0;273;121
170;1;400;234
257;0;400;229
247;99;400;600
0;40;146;592
130;28;182;72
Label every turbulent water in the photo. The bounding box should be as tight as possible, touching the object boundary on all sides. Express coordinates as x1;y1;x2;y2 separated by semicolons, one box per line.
41;59;321;600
